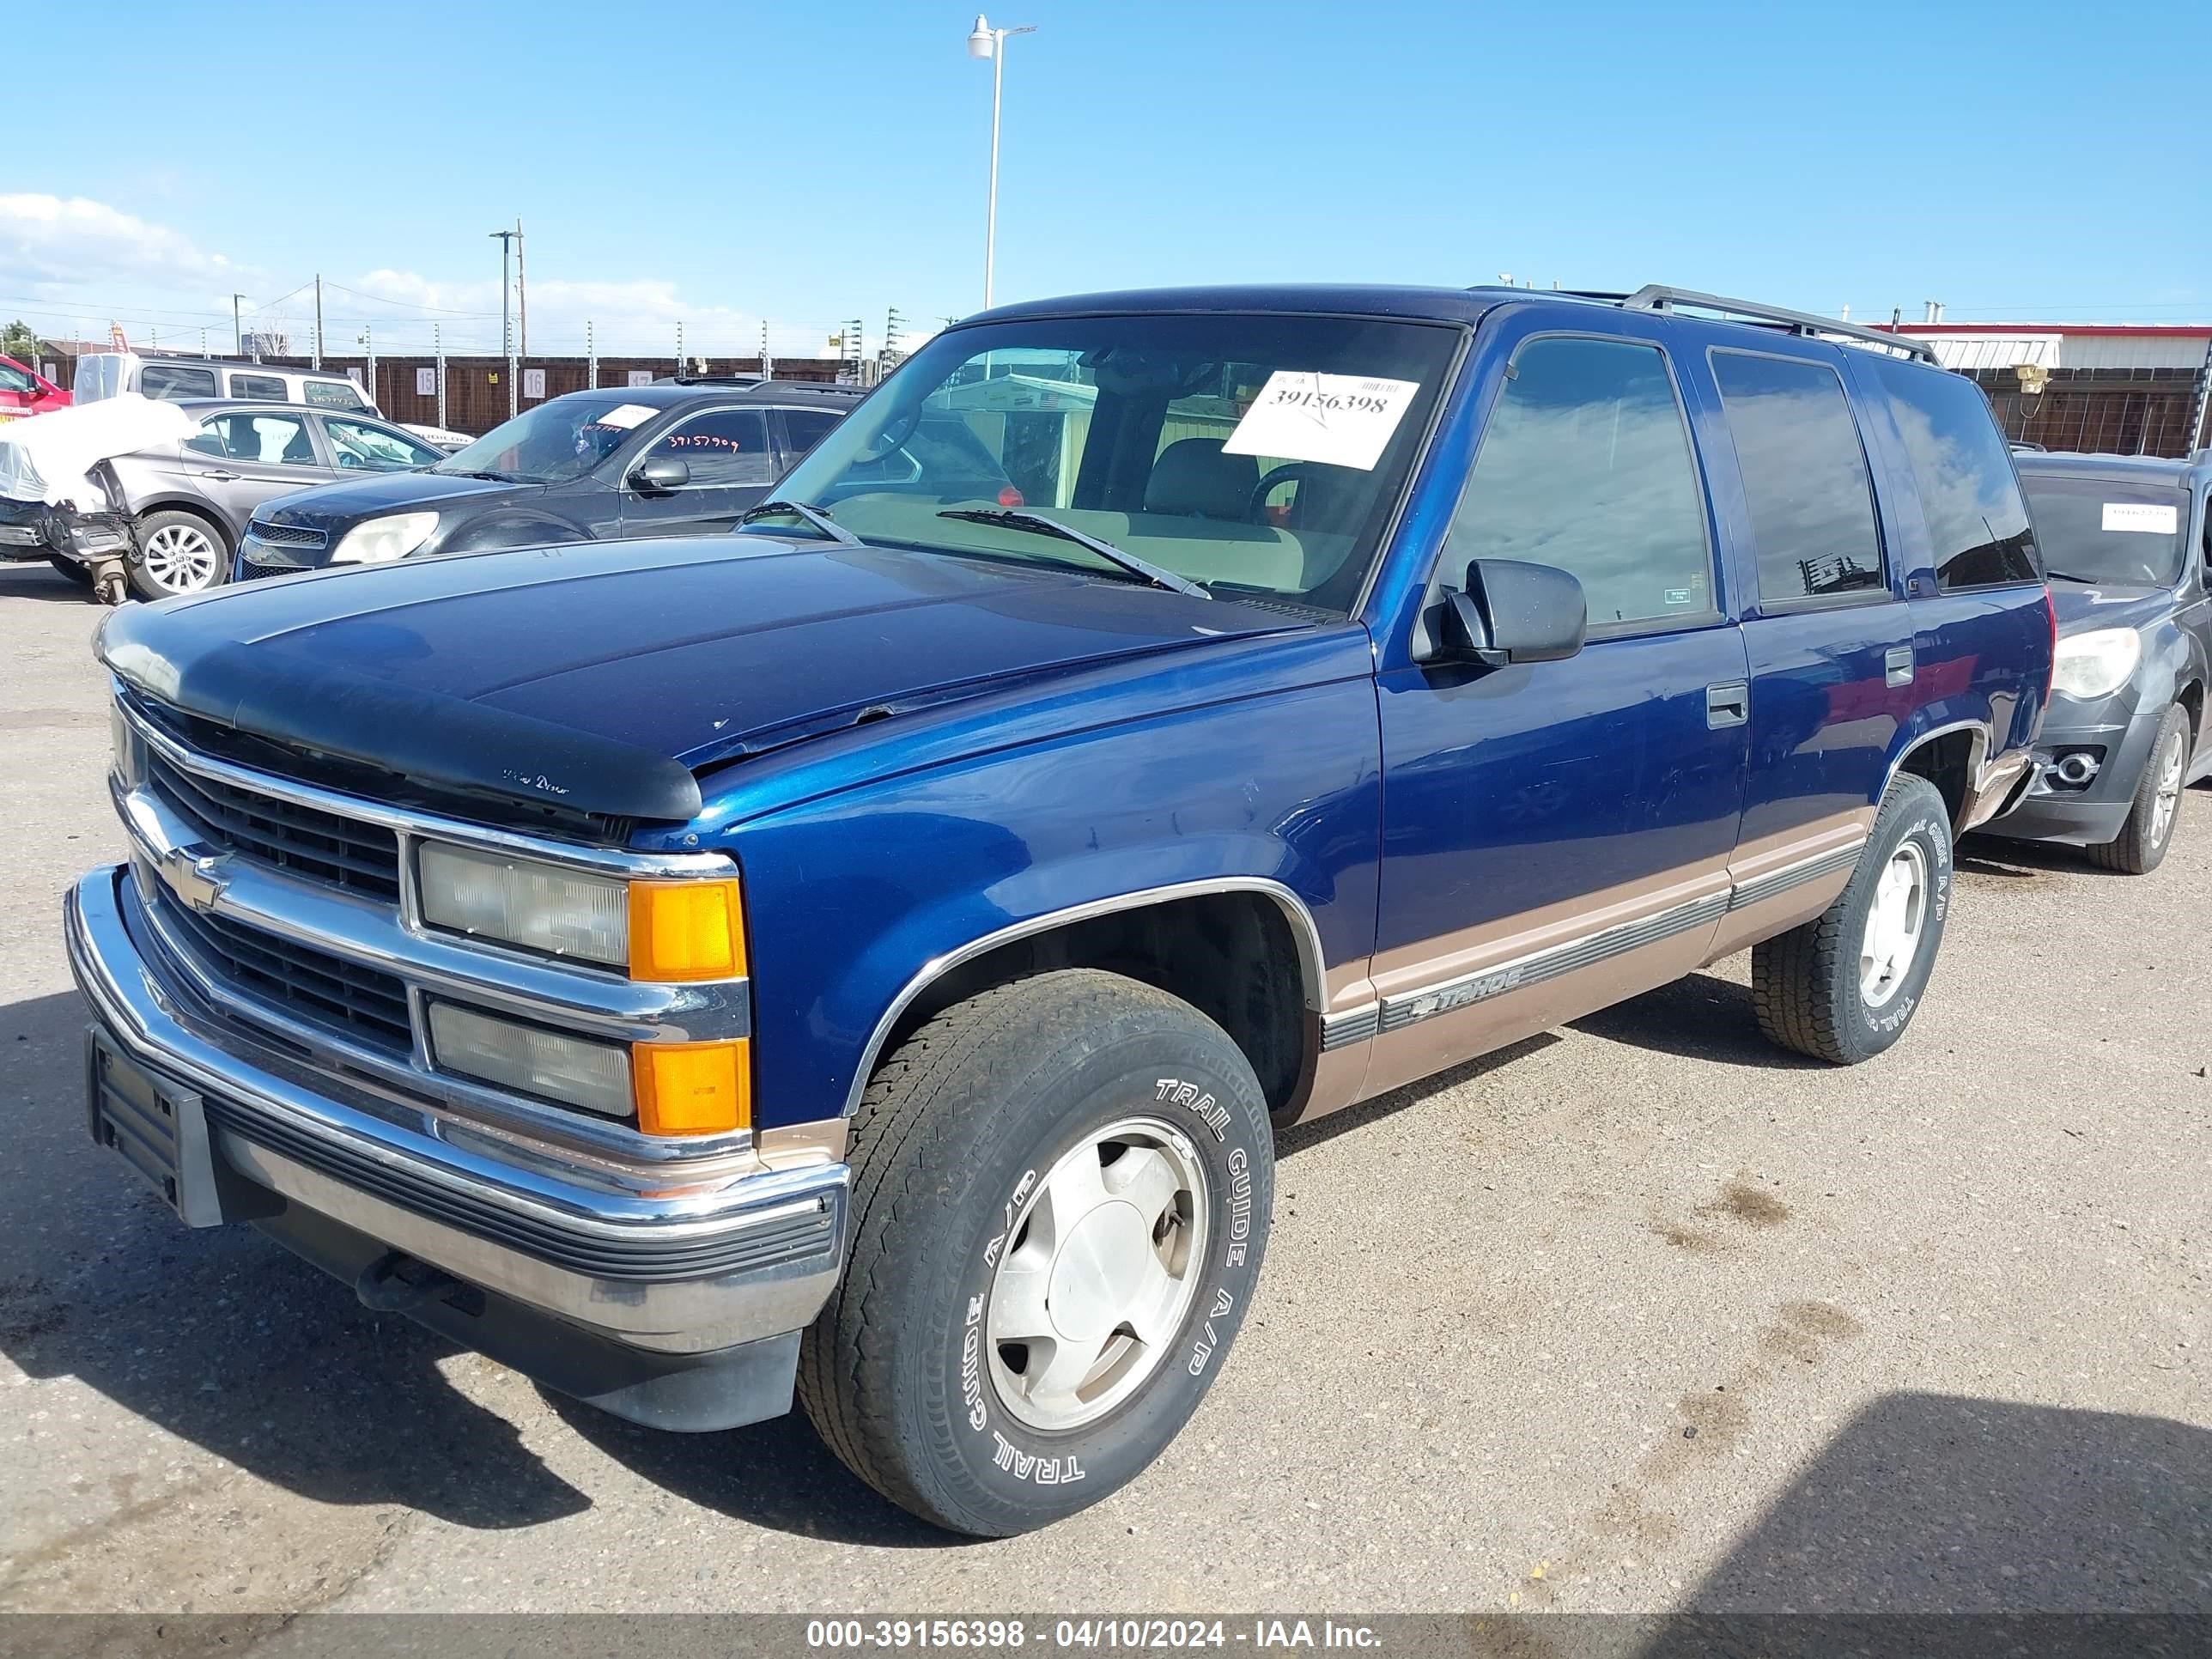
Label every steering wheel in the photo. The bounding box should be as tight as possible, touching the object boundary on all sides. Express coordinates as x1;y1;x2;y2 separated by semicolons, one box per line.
1249;463;1318;520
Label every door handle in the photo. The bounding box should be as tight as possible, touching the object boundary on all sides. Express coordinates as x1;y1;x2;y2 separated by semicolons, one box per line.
1706;680;1749;729
1884;645;1915;688
200;469;240;482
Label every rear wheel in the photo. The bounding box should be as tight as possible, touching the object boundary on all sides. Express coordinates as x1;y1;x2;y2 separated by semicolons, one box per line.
131;511;228;600
2087;704;2190;875
1753;773;1954;1065
798;969;1273;1536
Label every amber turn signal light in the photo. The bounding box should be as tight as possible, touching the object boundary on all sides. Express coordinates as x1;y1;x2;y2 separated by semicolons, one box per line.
633;1038;750;1136
628;878;745;981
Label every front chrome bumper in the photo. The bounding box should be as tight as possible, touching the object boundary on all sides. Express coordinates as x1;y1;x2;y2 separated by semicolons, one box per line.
65;864;849;1401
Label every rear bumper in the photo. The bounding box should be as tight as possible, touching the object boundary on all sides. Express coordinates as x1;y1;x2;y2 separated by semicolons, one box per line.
1983;702;2160;848
64;863;849;1431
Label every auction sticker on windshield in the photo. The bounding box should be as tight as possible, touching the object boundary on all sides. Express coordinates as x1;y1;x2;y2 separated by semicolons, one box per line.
2102;501;2179;535
594;404;659;430
1223;372;1419;471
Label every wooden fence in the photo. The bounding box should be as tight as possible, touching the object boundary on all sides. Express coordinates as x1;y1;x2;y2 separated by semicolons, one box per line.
257;355;848;436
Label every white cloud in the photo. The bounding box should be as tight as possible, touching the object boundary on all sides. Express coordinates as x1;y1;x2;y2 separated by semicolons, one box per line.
0;193;241;292
342;268;839;360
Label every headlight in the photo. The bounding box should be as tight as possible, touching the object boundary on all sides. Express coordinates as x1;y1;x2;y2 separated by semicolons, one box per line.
418;842;629;967
416;842;745;981
2051;628;2142;701
427;1001;633;1118
329;511;437;565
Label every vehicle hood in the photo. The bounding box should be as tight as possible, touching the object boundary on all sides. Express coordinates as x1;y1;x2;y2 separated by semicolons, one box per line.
2049;579;2173;635
255;469;542;526
96;534;1309;822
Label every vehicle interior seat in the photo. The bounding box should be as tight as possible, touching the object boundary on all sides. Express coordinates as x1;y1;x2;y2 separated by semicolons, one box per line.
280;424;316;465
1144;439;1259;521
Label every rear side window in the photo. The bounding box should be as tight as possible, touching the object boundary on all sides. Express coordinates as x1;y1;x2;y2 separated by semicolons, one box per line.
1875;361;2039;589
303;380;368;409
1711;350;1886;606
1449;335;1713;629
140;362;218;400
780;406;842;459
228;373;287;400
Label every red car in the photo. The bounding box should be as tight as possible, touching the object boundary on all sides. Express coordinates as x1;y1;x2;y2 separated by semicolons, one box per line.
0;355;70;422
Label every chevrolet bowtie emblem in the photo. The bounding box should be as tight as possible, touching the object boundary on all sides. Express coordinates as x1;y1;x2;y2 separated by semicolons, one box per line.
161;848;227;910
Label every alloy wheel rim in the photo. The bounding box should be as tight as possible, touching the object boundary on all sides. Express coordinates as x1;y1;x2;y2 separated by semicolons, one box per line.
986;1115;1209;1432
1859;842;1928;1009
141;524;220;592
2148;730;2185;848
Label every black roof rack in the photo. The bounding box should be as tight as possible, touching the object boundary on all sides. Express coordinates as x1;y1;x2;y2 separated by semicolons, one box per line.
1620;286;1939;363
656;373;766;387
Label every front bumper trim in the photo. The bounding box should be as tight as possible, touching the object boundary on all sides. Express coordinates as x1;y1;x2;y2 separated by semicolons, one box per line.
64;864;848;1360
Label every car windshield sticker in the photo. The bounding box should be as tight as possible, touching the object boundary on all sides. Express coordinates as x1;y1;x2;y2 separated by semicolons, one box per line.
595;403;658;431
2101;501;2178;535
1222;372;1420;471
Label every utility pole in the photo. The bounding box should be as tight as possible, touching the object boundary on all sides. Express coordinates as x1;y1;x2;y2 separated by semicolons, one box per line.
2190;330;2212;455
232;293;244;356
313;274;324;368
586;319;597;390
363;325;375;408
760;319;772;381
434;323;447;429
489;228;518;418
676;319;684;376
884;307;905;370
515;217;527;362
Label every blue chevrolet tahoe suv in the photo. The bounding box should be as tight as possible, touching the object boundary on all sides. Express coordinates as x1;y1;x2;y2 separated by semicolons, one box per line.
64;283;2054;1536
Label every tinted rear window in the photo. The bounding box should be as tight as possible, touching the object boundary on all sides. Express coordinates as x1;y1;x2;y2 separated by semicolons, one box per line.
1875;361;2039;590
1711;349;1886;605
140;362;218;400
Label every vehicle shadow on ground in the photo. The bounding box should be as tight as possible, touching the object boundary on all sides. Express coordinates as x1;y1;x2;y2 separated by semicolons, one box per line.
542;1391;962;1548
1955;832;2129;881
0;988;590;1531
1627;1390;2212;1653
0;564;99;605
1570;972;1822;1070
1276;1032;1562;1158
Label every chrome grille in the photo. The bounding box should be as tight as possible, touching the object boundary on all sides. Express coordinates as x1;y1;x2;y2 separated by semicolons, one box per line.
150;885;412;1054
148;750;402;901
246;519;327;548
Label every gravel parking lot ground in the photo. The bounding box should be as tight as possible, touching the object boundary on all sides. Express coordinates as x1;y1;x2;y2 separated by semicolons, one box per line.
2;559;2207;1623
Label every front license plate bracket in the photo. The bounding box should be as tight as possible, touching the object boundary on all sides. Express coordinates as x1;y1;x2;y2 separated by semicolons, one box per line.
86;1029;235;1227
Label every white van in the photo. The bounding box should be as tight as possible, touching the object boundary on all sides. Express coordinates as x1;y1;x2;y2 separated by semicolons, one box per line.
71;353;471;452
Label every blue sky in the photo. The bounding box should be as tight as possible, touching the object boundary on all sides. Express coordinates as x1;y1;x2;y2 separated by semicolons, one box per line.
6;0;2207;360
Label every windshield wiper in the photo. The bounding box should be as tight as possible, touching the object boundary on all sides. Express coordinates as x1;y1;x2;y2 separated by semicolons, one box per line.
739;497;861;546
936;508;1209;599
439;467;525;483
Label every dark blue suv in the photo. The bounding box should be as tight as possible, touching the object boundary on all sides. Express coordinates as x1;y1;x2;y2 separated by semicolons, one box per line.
65;283;2053;1538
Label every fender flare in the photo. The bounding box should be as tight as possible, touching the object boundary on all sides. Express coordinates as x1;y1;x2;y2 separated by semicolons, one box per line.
839;875;1329;1118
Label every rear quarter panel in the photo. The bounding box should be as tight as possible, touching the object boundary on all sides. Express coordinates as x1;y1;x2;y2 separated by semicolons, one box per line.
1838;351;2053;805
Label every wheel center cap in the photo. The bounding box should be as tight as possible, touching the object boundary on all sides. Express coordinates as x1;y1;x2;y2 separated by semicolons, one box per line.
1048;1200;1150;1345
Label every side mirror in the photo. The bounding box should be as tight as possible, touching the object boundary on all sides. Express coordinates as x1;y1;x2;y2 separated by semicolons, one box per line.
1419;558;1587;667
629;455;690;495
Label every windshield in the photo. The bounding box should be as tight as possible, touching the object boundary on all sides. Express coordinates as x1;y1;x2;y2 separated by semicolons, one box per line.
762;313;1460;611
2021;476;2191;588
430;395;654;484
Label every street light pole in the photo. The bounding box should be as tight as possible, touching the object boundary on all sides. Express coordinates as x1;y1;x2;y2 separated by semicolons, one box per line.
968;15;1035;311
489;228;518;418
232;293;244;356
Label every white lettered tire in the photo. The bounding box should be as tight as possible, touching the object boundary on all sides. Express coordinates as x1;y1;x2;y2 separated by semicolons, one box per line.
1753;773;1954;1064
798;969;1274;1535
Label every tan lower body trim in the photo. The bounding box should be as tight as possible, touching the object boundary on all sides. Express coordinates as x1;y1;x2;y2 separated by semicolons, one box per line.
1291;811;1872;1127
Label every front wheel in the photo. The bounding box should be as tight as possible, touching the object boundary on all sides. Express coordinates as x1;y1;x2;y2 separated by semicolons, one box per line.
131;511;229;599
1753;773;1954;1065
2087;704;2190;875
798;969;1274;1536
